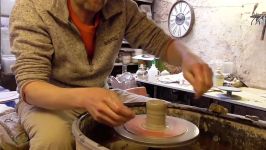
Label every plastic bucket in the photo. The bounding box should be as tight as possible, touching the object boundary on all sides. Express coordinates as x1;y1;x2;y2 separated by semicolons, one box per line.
72;114;109;150
72;113;150;150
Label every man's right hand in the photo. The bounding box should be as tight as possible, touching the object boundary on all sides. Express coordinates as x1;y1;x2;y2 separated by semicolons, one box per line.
23;81;134;127
78;88;135;127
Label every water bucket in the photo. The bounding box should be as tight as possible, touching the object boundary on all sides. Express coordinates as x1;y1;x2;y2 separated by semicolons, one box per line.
72;114;109;150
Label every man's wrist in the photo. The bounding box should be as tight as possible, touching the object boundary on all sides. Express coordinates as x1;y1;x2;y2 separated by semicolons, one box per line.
64;88;87;109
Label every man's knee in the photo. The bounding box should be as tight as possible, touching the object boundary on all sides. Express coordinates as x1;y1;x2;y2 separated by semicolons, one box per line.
29;122;74;150
18;102;80;150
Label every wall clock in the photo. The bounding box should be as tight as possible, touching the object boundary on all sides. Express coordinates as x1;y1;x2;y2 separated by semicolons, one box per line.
168;0;195;38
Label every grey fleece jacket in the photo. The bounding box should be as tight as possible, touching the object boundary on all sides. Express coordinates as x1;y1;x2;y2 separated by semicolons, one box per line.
9;0;171;95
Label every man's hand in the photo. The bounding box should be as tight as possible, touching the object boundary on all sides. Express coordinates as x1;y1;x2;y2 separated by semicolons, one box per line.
79;88;135;126
164;40;213;98
23;82;134;126
182;53;213;98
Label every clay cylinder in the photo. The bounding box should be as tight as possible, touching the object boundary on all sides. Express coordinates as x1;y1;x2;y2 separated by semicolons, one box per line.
145;100;167;130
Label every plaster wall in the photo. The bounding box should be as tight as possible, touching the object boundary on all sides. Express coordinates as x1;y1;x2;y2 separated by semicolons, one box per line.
153;0;266;89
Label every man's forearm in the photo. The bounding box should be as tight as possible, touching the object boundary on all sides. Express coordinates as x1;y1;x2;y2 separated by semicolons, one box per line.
162;39;213;98
23;81;136;126
163;39;193;66
23;81;85;110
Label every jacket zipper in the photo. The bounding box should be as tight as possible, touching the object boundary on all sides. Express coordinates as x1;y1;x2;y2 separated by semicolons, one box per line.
68;21;93;68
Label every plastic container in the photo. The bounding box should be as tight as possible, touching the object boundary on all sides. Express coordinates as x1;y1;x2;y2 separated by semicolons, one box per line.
1;27;12;55
222;61;234;75
121;53;131;64
0;0;16;16
213;69;224;86
136;64;148;80
132;49;143;63
1;55;16;74
147;61;159;82
72;115;109;150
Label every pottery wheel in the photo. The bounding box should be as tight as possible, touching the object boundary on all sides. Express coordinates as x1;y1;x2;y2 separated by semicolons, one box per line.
217;86;241;96
114;114;199;148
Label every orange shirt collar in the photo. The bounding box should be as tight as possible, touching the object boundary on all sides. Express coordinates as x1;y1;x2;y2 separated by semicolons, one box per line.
67;0;100;32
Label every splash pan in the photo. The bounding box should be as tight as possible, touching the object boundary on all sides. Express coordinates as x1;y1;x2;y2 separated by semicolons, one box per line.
114;114;199;148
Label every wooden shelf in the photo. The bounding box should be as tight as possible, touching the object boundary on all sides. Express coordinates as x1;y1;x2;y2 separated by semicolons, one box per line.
114;63;138;66
134;0;153;5
122;40;129;45
0;14;9;17
120;48;142;52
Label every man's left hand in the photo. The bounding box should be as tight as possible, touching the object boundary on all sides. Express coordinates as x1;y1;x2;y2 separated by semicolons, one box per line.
181;53;213;98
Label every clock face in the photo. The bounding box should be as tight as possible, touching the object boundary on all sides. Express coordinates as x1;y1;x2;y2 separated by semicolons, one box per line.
168;1;195;38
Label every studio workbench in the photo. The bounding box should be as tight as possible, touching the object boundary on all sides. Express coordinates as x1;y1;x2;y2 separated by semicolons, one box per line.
136;78;266;120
